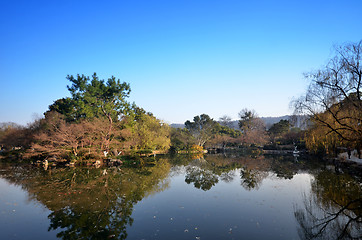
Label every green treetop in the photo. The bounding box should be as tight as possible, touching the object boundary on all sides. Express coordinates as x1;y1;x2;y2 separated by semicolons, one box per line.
49;73;131;122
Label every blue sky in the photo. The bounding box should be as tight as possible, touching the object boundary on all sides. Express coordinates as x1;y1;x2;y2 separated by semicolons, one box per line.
1;0;361;125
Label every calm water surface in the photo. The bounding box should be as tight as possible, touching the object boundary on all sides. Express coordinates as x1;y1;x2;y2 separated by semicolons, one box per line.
0;154;361;239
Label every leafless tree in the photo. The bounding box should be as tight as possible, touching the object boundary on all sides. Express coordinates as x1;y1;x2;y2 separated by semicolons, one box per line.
238;109;269;146
293;41;362;149
219;115;233;128
295;194;361;239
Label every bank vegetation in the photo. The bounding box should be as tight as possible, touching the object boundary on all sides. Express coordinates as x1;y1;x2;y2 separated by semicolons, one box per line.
1;41;361;164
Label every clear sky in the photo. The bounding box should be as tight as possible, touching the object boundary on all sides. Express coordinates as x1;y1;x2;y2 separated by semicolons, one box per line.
1;0;361;125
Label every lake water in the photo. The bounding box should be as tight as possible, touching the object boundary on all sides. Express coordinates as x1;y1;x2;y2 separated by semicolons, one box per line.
0;154;361;240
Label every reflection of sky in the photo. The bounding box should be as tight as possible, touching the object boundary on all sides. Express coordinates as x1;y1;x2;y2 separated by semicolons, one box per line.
128;169;313;240
0;179;59;240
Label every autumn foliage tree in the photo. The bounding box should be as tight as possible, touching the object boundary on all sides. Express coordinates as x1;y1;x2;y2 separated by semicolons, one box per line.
127;105;170;151
26;112;88;159
49;73;131;152
294;41;362;155
0;121;43;154
238;109;269;146
0;124;31;151
22;73;171;162
206;122;241;149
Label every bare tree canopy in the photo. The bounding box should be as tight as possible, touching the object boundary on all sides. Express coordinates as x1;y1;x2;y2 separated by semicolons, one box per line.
219;115;232;128
293;41;362;150
238;108;268;146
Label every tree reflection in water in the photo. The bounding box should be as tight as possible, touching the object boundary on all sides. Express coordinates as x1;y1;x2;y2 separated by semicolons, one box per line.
240;167;268;190
295;171;362;240
219;171;235;183
181;154;306;191
0;159;171;239
185;166;219;191
1;154;360;239
183;157;218;191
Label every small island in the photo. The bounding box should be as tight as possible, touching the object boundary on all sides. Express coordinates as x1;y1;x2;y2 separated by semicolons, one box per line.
1;42;361;170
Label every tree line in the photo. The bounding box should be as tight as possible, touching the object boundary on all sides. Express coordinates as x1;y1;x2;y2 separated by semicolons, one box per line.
170;110;302;153
0;74;298;163
1;40;361;163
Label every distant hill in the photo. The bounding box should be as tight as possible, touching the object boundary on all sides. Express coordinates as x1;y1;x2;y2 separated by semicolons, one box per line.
261;116;290;129
170;123;185;129
219;117;290;130
0;122;23;130
170;115;308;130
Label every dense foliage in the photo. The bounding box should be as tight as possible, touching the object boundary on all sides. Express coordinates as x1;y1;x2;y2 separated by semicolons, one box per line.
171;112;269;153
0;73;171;163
